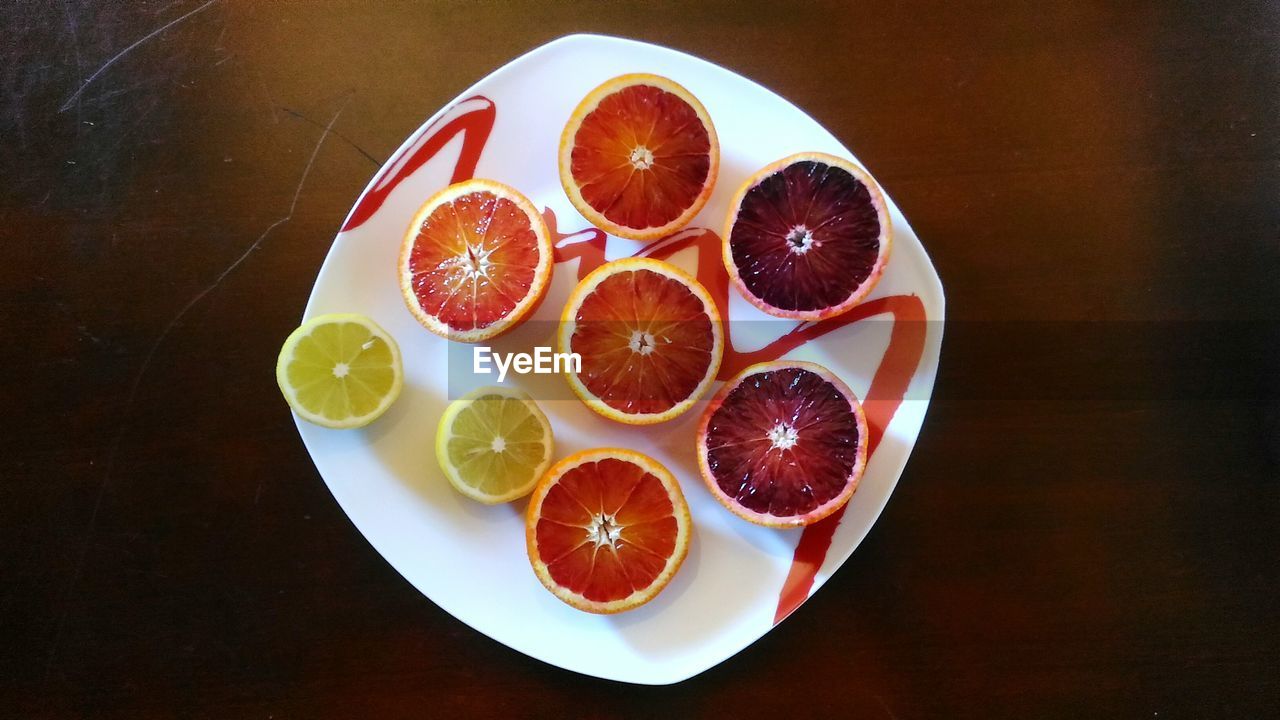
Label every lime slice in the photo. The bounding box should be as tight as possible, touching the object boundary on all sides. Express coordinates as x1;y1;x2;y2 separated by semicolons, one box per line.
435;386;554;503
276;313;403;429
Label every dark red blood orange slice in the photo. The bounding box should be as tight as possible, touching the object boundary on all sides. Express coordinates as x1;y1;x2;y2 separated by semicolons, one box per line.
696;360;868;527
723;152;891;320
526;448;691;614
560;74;718;240
399;179;551;342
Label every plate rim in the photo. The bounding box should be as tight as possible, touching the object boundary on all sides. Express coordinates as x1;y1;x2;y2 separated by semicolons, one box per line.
295;31;946;685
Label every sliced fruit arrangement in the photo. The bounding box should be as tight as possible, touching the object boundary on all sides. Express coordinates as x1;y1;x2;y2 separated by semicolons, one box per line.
696;360;868;528
283;70;896;632
436;386;554;504
276;313;403;429
723;152;891;320
560;73;718;240
400;178;552;342
526;448;691;614
558;257;723;425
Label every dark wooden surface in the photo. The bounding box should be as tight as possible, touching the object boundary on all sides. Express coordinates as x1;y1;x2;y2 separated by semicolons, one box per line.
3;1;1277;717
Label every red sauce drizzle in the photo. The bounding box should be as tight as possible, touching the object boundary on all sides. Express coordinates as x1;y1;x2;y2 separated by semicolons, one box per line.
341;96;496;232
345;96;929;626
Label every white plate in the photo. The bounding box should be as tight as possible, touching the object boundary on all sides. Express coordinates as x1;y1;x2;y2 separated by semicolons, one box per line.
297;33;944;684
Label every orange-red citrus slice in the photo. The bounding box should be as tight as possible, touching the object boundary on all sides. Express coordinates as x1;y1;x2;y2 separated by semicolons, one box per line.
560;74;718;240
400;179;552;342
558;258;722;424
526;448;691;614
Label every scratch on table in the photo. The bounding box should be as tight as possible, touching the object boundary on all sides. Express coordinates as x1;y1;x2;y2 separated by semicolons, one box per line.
54;302;106;348
282;106;382;167
214;18;228;48
255;70;281;124
58;0;219;112
874;695;901;720
81;83;149;109
62;0;83;83
93;100;162;162
41;276;108;348
213;9;229;53
42;95;351;681
152;0;189;17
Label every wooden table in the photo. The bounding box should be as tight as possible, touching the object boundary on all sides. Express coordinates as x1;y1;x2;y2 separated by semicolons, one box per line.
4;1;1276;716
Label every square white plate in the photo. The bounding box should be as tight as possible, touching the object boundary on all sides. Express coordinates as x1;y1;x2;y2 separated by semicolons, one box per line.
296;33;944;684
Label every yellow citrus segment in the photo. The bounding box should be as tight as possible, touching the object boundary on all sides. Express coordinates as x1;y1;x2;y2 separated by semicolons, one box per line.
276;313;403;429
559;74;718;240
435;386;554;504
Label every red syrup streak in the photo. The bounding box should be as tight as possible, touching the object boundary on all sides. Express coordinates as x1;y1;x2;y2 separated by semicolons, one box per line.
345;96;927;628
551;216;927;624
769;295;925;623
341;96;496;232
545;207;607;280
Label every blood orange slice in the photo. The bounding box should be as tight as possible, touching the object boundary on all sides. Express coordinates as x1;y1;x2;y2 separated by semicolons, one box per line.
696;360;868;528
526;448;691;614
559;73;718;240
723;152;891;320
399;179;552;342
558;258;722;424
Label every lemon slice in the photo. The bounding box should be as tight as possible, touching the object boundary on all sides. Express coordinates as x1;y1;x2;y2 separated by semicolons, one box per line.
435;386;554;503
276;313;403;429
